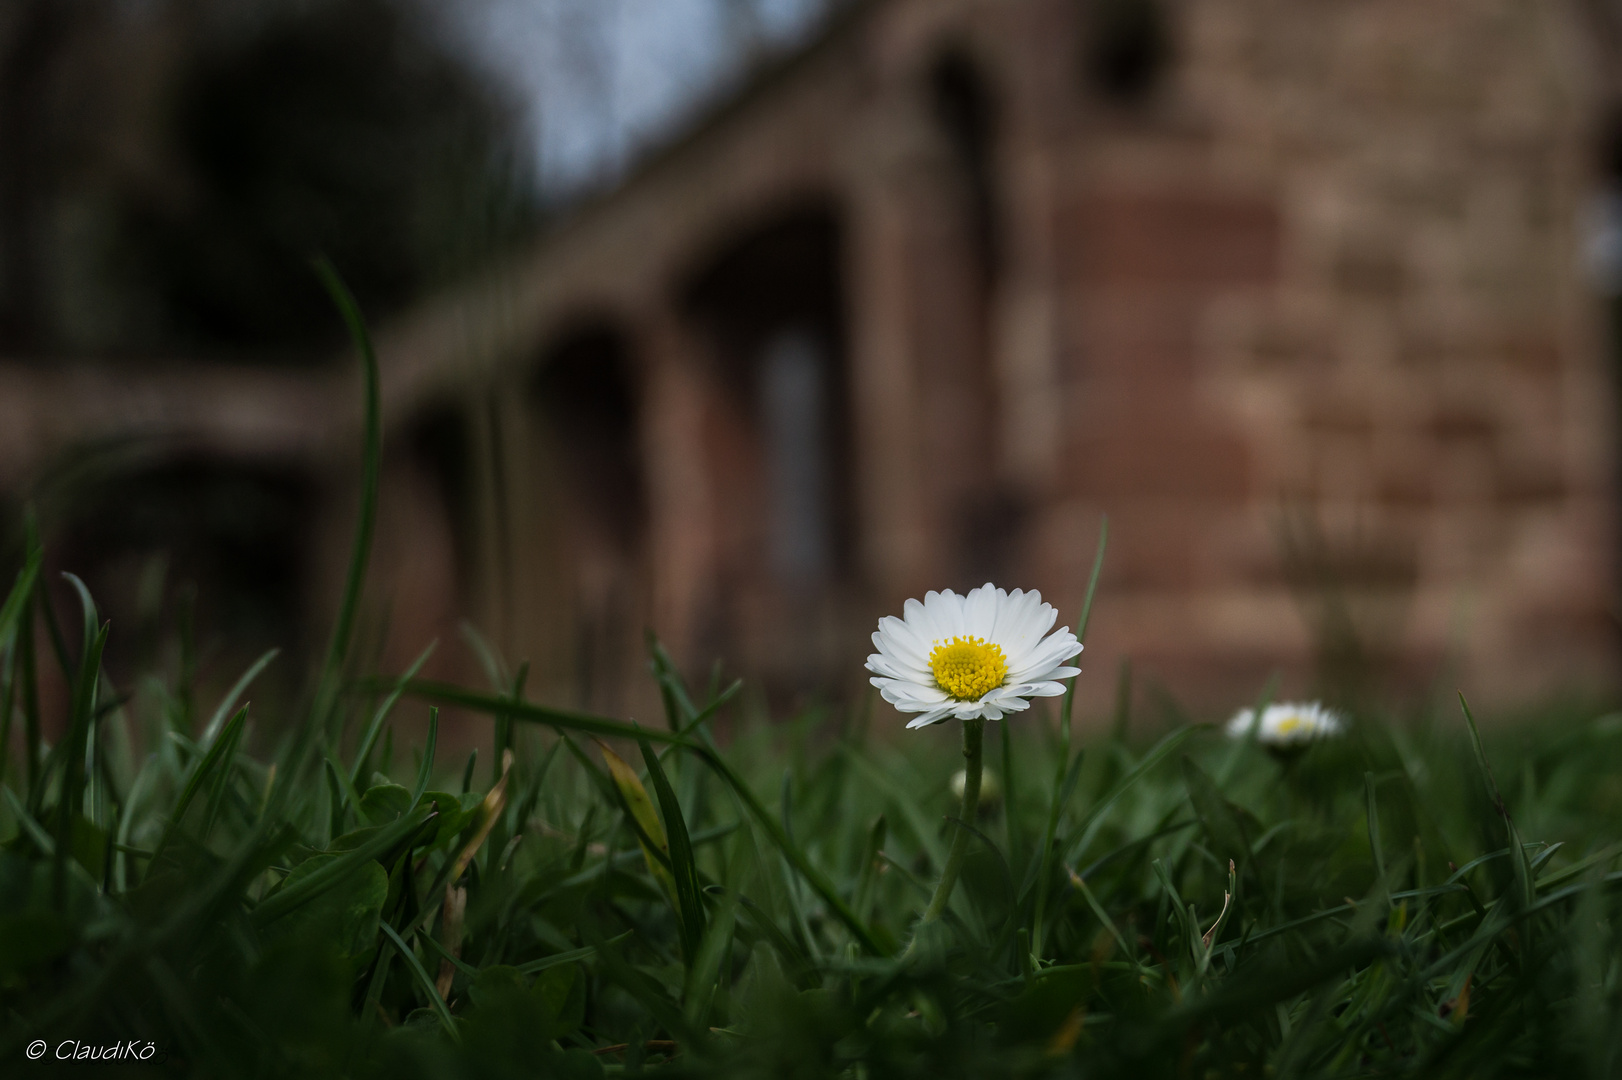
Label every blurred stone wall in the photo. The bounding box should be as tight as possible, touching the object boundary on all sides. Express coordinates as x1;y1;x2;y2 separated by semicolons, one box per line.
10;0;1620;720
358;0;1622;717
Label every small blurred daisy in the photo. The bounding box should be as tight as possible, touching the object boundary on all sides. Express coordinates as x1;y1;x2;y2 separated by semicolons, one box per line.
1226;701;1344;747
866;583;1082;728
950;767;1002;810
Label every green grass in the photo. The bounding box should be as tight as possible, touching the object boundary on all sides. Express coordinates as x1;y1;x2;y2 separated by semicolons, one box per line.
1;283;1621;1077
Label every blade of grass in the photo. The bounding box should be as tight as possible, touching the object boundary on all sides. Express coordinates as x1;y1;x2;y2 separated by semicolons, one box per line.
714;886;813;973
349;642;437;790
778;773;820;962
459;621;509;691
945;814;1014;924
410;708;439;812
113;755;161;892
514;932;635;976
484;665;528;874
0;541;41;653
379;923;460;1041
54;616;108;900
1029;746;1085;958
1217;674;1280;785
640;733;706;963
1030;513;1104;928
0;650;15;794
1458;693;1534;912
418;927;479;980
1365;771;1386;885
647;632;699;729
326;757;365;835
1001;718;1021;869
854;814;887;918
200;710;248;842
3;783;55;855
154;706;250;859
359;938;395;1036
397;680;700;747
254;803;436;925
1181;755;1253;873
1151;859;1200;968
584;920;700;1048
684;887;738;1027
493;662;527;785
442;750;513;890
1064;726;1199;865
599;742;676;899
677;677;742;737
324;760;344;843
1077;816;1198;881
36;566;74;687
19;586;40;798
199;648;279;747
310;258;383;735
1070;867;1133;960
1074;514;1108;647
689;735;882;955
0;547;40;785
839;747;948;871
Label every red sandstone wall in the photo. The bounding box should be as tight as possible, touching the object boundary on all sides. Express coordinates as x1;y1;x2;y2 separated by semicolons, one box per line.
358;0;1619;719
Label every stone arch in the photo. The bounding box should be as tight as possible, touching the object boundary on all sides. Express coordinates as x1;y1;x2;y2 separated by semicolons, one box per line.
526;314;649;710
928;46;1000;286
923;44;1028;584
1082;0;1172;105
530;317;647;557
678;198;856;694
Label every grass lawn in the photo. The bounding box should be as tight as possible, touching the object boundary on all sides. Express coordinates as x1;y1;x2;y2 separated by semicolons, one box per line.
2;277;1619;1078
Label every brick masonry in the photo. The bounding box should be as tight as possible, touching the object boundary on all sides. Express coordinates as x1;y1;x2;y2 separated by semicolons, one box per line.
353;0;1622;720
11;0;1620;725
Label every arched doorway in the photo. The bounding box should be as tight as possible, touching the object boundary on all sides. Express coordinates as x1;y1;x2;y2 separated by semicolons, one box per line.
680;201;856;699
528;318;648;712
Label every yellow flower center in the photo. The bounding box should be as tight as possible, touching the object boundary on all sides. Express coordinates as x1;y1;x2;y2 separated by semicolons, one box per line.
1275;715;1303;735
928;636;1008;701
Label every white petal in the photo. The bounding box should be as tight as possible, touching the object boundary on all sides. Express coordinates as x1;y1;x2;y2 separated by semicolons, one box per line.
901;597;949;654
876;615;933;669
922;589;967;641
1008;631;1082;682
1004;592;1044;660
905;705;957;729
977;686;1033;712
993;589;1030;657
992;591;1056;667
872;682;926;709
867;630;932;676
1006;680;1067;698
866;652;930;683
871;676;948;707
1225;709;1257;737
963;583;1004;639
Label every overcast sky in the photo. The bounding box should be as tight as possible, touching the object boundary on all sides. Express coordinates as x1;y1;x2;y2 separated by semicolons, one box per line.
443;0;833;201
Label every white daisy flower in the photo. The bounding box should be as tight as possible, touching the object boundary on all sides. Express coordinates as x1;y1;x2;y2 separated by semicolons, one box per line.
866;583;1082;729
1225;701;1344;746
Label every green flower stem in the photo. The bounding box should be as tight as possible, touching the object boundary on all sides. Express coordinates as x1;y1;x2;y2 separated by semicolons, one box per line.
920;717;985;926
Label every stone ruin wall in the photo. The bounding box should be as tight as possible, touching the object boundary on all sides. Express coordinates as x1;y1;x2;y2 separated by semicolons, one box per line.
364;0;1619;719
8;0;1616;725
